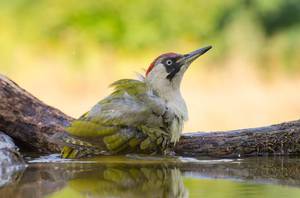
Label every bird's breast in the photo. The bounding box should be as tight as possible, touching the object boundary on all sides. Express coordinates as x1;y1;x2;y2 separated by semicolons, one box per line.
167;96;188;121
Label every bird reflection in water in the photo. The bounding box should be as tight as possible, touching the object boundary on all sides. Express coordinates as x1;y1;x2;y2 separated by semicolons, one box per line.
61;166;188;198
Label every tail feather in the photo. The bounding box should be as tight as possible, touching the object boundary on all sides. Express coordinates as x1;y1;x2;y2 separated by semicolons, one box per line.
60;135;104;158
61;146;97;158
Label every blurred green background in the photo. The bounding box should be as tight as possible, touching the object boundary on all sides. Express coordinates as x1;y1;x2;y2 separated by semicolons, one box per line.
0;0;299;131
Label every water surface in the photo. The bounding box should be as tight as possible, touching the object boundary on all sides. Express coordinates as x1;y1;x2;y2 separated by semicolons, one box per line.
1;155;300;198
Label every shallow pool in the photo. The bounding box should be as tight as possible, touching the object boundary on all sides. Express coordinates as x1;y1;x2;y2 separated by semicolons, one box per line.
1;155;300;198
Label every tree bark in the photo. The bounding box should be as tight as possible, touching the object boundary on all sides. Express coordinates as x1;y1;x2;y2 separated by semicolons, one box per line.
0;74;300;158
175;120;300;157
0;74;72;153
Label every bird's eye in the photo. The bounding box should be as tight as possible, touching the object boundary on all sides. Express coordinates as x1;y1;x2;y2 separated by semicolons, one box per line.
166;59;173;65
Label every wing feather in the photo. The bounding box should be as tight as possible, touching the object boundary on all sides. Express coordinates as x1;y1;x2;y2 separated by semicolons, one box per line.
63;79;169;157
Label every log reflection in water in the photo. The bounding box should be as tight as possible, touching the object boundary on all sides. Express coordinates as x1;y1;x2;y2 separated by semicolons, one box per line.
182;157;300;187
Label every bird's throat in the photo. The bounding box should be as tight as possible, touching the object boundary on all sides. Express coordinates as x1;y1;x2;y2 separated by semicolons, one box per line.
145;76;188;121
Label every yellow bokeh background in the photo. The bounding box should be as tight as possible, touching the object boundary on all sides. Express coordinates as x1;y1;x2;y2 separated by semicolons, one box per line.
1;0;299;132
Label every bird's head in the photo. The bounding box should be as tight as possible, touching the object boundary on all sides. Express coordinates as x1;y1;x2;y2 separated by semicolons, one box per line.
145;46;212;93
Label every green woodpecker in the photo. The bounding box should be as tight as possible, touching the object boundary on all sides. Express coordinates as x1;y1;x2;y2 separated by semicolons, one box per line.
61;46;212;158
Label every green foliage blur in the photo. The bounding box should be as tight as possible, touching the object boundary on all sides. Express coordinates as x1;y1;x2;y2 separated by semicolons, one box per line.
0;0;299;73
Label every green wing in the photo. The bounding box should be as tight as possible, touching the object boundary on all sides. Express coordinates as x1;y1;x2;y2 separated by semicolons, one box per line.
62;79;169;158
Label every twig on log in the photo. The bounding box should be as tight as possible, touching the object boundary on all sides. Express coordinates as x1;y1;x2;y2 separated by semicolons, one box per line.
0;74;299;157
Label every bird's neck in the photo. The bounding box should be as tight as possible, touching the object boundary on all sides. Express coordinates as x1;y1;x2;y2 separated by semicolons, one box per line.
164;89;188;121
147;81;188;121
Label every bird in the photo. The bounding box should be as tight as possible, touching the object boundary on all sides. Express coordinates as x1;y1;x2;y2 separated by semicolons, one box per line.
60;46;212;158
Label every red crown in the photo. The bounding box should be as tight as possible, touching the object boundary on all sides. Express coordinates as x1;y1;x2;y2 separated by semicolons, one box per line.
146;53;178;76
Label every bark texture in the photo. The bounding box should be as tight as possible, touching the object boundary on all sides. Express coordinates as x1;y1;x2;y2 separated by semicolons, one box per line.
0;74;300;157
0;74;72;153
176;121;300;157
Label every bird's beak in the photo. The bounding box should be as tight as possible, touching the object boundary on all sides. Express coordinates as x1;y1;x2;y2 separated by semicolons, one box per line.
178;46;212;65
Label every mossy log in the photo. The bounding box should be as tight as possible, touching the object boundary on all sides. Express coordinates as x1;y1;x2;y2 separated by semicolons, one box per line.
0;74;300;158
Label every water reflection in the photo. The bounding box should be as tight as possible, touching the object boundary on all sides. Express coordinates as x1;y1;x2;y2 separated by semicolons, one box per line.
0;157;189;198
60;166;188;198
1;156;300;198
0;164;25;188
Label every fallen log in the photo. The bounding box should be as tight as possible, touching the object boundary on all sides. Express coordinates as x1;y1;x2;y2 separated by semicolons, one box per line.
175;121;300;157
0;74;72;153
0;74;299;157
